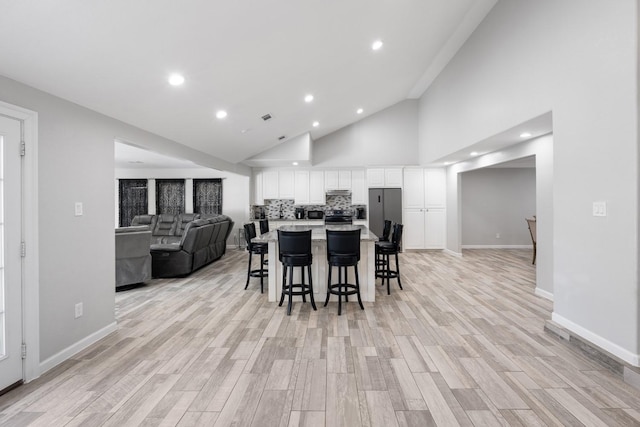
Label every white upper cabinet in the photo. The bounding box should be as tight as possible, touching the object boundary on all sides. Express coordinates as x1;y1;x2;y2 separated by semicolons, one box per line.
385;168;403;187
309;171;325;204
253;171;264;205
367;168;403;188
278;170;295;199
262;171;279;200
351;170;366;204
366;168;385;187
338;170;351;189
325;170;351;190
294;170;310;204
325;170;339;190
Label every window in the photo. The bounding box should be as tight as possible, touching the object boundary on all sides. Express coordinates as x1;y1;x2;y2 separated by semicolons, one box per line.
118;179;148;227
156;179;185;215
193;179;223;215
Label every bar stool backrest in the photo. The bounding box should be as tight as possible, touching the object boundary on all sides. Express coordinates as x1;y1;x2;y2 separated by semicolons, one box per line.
381;220;392;241
391;223;403;247
244;222;257;248
278;230;312;259
259;219;269;235
326;229;361;261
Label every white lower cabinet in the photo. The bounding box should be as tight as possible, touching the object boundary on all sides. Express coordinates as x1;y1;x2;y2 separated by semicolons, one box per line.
403;208;445;249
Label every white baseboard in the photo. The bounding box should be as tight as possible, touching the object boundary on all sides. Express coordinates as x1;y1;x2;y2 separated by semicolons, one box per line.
40;321;118;374
535;287;553;301
552;313;640;367
462;245;531;249
443;249;462;257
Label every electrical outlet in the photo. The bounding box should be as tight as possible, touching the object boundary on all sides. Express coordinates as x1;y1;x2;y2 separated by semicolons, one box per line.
593;201;607;217
495;233;501;239
75;302;83;319
75;202;83;216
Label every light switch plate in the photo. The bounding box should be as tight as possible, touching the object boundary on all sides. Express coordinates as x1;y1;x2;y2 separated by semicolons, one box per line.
593;201;607;217
75;202;83;216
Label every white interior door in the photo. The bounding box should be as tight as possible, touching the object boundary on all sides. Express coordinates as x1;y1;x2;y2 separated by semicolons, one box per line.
0;115;23;389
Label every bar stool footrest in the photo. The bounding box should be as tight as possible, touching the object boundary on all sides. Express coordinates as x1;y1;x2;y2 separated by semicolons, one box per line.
327;283;359;296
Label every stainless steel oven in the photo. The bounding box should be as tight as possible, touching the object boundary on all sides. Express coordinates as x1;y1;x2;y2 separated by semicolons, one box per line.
324;209;353;225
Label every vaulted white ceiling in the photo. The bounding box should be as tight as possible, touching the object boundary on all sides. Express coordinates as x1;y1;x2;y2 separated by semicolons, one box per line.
0;0;496;165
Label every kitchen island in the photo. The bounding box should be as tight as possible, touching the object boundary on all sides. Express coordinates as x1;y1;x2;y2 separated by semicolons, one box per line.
252;224;378;303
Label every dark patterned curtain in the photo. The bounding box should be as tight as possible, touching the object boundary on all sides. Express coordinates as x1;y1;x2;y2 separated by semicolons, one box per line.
118;179;148;227
156;179;185;215
193;179;223;214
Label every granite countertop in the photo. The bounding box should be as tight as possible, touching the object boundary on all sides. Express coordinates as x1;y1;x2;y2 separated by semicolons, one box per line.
253;224;378;242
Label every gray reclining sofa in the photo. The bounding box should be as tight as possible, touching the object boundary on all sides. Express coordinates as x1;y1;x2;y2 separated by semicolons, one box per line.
131;213;234;278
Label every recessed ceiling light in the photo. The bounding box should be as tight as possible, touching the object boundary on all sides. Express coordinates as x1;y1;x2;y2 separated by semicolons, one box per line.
356;108;364;114
312;121;319;127
304;94;314;103
520;132;532;138
470;151;479;156
292;162;299;166
372;40;383;51
216;110;227;119
444;161;452;165
168;74;185;86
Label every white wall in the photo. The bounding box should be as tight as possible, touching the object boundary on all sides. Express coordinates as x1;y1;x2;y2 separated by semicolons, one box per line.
0;74;243;368
313;100;419;167
115;168;250;247
421;0;639;363
461;168;536;246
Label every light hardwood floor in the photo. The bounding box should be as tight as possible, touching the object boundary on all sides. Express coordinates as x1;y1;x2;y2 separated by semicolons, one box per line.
1;249;640;426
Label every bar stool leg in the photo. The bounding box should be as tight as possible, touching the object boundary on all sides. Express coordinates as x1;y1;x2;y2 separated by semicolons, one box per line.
395;252;403;290
355;264;364;310
386;254;391;295
301;267;307;303
308;264;316;310
338;269;342;316
287;266;294;315
279;265;287;306
324;265;332;307
259;252;265;293
245;251;252;289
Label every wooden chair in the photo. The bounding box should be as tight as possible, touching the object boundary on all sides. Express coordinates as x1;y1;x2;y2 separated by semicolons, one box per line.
526;218;537;264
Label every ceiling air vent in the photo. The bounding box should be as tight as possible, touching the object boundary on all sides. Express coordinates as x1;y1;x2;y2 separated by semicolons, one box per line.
261;113;272;121
278;135;286;140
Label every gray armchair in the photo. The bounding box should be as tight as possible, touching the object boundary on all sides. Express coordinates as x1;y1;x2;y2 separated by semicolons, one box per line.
115;226;152;288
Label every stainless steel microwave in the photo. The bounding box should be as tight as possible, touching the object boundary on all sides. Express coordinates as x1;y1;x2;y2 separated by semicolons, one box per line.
307;210;324;219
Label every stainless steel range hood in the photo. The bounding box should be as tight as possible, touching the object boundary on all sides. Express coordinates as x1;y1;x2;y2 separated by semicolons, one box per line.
326;189;352;196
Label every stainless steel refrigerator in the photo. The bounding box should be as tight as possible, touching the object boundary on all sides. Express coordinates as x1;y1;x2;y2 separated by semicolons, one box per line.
368;188;402;239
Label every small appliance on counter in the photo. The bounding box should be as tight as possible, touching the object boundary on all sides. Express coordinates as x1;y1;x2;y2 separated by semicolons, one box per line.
307;210;324;219
356;207;366;219
295;207;305;219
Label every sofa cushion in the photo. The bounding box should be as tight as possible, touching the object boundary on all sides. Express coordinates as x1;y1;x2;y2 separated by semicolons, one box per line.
176;213;200;236
153;214;178;237
150;243;182;252
131;215;157;230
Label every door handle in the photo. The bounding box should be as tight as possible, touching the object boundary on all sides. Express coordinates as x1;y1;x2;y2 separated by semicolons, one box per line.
378;196;381;203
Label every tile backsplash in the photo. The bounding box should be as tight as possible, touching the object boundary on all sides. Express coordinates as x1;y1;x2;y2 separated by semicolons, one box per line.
252;195;365;220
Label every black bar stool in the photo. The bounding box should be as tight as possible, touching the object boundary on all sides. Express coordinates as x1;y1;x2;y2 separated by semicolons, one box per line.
244;222;268;293
278;229;316;315
375;223;403;295
259;219;270;235
259;219;270;266
324;229;364;315
375;219;392;269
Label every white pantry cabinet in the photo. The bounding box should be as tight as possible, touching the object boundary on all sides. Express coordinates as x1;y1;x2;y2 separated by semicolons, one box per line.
402;168;446;249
